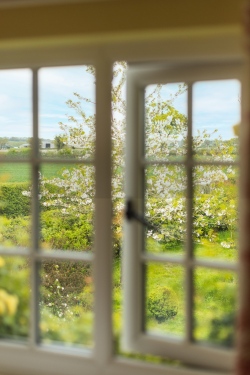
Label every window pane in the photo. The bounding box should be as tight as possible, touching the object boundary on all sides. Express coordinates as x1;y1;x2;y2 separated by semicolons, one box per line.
193;165;238;261
0;69;32;160
0;163;31;249
40;164;94;252
193;79;240;162
194;268;237;348
145;263;184;337
40;260;93;348
145;165;186;255
39;66;95;160
145;83;187;161
0;256;29;340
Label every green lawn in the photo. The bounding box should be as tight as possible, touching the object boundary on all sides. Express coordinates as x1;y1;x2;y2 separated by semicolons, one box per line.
131;231;237;347
0;163;73;183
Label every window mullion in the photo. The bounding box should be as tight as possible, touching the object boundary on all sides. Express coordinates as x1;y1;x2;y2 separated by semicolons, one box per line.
30;68;40;347
94;58;113;366
185;83;194;343
123;74;144;350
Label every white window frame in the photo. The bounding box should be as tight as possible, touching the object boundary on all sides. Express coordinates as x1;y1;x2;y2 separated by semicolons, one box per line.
123;62;241;372
0;27;243;375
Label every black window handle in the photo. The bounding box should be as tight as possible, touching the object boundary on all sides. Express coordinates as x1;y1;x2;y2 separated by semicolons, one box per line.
125;200;158;231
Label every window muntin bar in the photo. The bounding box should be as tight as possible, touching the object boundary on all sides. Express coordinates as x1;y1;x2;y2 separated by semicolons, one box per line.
30;68;40;347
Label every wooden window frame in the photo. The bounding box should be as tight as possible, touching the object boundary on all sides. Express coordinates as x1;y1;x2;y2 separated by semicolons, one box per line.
0;27;243;375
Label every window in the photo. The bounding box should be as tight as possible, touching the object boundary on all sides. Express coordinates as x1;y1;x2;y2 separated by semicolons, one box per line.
123;63;241;372
0;30;243;375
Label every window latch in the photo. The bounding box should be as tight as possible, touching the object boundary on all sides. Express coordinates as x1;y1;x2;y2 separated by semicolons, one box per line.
125;200;158;231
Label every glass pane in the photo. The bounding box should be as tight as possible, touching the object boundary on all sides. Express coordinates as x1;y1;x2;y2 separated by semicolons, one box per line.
0;69;32;160
39;66;95;160
0;256;29;340
0;163;31;249
193;166;238;261
194;268;237;348
145;263;184;337
145;83;187;161
193;79;240;162
40;261;93;348
145;165;186;255
40;164;94;252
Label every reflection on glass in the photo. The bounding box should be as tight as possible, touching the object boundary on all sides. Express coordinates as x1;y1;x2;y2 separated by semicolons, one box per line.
40;261;93;348
39;66;95;160
193;79;240;162
0;256;29;340
145;166;186;255
194;268;236;348
193;166;238;261
40;164;94;252
145;82;187;161
0;164;31;249
0;69;32;160
145;263;184;337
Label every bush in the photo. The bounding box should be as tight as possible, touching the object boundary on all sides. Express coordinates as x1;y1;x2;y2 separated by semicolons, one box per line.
147;286;178;322
41;261;92;316
0;216;30;247
208;312;235;347
41;210;93;251
0;257;29;338
6;148;31;158
0;183;30;217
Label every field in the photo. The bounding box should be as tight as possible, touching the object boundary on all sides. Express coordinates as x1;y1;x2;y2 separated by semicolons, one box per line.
0;163;74;182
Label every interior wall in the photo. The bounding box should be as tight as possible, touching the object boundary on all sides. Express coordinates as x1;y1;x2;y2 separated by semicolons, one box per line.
0;0;242;42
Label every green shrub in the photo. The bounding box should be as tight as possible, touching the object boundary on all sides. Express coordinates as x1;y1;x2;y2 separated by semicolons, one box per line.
41;210;93;251
40;307;93;346
6;148;31;158
0;183;30;217
0;257;29;338
41;261;92;313
147;286;178;322
0;216;30;247
208;312;235;347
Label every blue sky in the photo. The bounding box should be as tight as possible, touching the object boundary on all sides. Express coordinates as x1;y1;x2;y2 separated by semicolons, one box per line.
0;66;95;139
148;80;241;140
0;67;240;140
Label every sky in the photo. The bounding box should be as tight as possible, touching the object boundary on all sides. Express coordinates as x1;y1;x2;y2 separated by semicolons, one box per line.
147;79;241;140
0;66;95;140
0;66;241;141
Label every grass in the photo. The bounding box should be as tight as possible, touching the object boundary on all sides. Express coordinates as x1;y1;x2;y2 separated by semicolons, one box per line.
131;231;237;346
0;163;74;183
146;231;237;261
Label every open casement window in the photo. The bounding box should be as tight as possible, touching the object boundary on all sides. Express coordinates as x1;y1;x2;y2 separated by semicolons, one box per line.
123;62;241;372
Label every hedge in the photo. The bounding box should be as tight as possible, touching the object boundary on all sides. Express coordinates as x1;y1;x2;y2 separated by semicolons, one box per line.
0;183;30;217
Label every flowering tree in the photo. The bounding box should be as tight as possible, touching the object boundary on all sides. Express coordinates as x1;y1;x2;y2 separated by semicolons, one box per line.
28;63;237;253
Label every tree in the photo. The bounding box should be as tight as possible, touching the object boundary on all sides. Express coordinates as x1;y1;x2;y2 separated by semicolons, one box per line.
0;137;8;149
54;135;65;150
25;63;237;253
